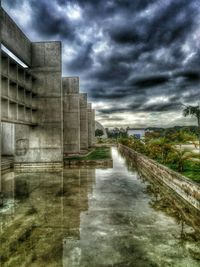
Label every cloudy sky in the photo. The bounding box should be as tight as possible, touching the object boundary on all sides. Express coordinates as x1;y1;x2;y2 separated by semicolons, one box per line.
2;0;200;128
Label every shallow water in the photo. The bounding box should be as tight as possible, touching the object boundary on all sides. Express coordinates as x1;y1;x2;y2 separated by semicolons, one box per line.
0;147;200;267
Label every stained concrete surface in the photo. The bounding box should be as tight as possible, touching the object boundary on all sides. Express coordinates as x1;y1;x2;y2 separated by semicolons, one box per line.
0;148;200;267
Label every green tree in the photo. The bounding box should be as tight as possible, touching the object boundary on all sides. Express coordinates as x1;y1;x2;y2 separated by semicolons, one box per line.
183;105;200;153
95;129;104;137
146;137;173;163
168;148;195;172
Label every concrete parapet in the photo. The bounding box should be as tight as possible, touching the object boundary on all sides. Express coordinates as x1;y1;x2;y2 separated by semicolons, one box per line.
119;144;200;211
1;8;31;66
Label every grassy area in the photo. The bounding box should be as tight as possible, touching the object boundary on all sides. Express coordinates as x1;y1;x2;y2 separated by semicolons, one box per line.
165;160;200;183
64;147;111;161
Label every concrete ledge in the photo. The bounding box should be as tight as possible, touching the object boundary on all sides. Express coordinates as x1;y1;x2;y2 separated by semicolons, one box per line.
14;162;63;172
64;159;113;168
118;144;200;211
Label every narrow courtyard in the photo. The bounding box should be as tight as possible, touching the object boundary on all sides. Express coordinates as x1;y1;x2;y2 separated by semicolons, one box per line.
1;147;199;267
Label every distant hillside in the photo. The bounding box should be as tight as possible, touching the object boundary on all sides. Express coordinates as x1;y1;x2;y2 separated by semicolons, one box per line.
146;126;198;136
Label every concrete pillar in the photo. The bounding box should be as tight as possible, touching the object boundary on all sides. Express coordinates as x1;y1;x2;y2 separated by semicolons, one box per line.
63;77;80;155
87;103;92;148
1;123;15;156
0;6;2;187
15;42;63;166
79;93;88;151
91;109;96;146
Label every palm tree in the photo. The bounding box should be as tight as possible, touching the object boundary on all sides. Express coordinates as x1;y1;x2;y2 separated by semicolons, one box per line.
183;105;200;154
169;148;195;172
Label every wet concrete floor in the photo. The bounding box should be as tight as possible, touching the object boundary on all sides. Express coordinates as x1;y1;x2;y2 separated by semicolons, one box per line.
0;147;200;267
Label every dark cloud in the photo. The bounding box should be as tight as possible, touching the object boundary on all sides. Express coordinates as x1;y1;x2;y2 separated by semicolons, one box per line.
173;70;200;81
2;0;200;126
66;42;94;72
129;74;170;88
31;1;75;39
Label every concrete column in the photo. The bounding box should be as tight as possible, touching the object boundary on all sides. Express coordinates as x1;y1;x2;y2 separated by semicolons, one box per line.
87;103;92;148
79;93;88;151
63;77;80;155
1;123;15;156
91;109;96;146
0;6;2;186
15;42;63;166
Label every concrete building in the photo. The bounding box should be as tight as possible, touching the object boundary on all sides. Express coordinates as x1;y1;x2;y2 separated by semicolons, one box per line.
87;103;93;148
79;93;88;151
0;6;95;172
63;77;80;155
127;128;146;139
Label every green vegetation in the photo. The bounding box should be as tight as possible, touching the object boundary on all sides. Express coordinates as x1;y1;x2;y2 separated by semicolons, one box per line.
166;160;200;183
107;128;128;139
118;129;200;183
65;147;111;161
106;126;199;140
95;129;104;137
183;104;200;154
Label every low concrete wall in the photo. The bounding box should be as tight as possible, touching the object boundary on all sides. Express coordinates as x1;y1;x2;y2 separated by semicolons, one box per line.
119;144;200;211
14;162;63;172
64;159;113;168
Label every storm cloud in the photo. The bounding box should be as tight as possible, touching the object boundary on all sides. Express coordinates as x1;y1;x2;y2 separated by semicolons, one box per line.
2;0;200;127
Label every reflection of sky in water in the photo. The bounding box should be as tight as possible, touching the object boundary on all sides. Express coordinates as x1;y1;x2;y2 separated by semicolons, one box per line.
0;147;200;267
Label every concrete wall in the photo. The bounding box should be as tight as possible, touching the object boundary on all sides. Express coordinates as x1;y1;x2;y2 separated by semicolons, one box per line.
15;42;63;164
1;8;31;66
63;77;80;154
1;123;15;155
79;93;88;151
87;103;92;148
1;3;2;182
119;144;200;211
91;109;95;146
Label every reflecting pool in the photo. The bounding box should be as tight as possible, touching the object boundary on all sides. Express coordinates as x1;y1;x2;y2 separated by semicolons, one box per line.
0;147;200;267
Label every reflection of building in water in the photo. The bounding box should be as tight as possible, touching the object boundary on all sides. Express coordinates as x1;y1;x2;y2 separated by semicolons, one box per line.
0;171;15;212
1;172;15;198
0;168;96;266
62;169;95;230
62;168;96;267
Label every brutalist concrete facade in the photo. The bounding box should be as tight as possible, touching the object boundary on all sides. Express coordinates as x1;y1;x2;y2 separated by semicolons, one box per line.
0;6;95;171
79;93;88;151
87;103;93;148
63;77;95;155
63;77;80;155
